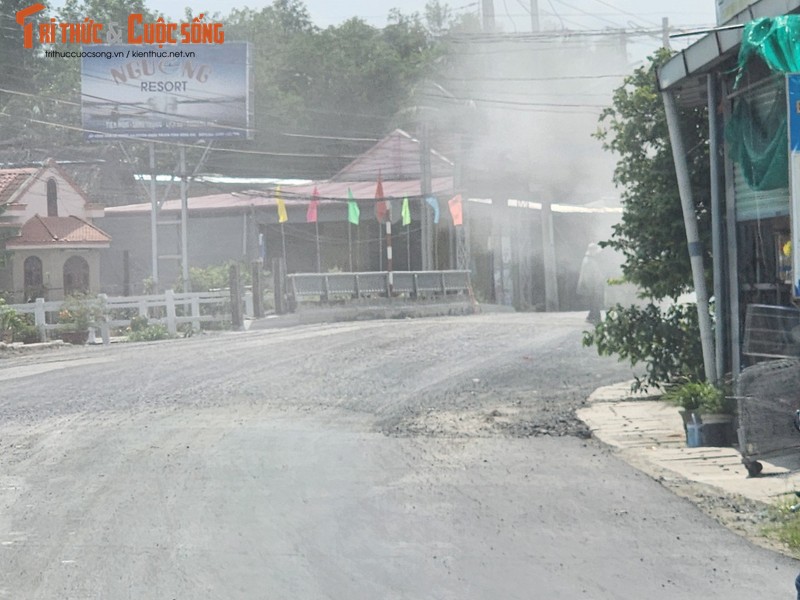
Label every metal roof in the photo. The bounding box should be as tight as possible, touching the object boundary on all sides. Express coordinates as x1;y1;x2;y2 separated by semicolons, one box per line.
658;0;800;95
331;129;454;182
104;177;455;216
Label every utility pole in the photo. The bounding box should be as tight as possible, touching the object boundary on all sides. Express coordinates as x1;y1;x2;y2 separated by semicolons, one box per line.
541;200;559;311
662;17;670;49
530;0;539;32
179;145;190;292
149;142;159;290
482;0;495;32
663;90;717;384
419;122;433;270
455;133;470;271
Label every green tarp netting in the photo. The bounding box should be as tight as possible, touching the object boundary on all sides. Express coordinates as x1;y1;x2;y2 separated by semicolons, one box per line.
737;16;800;85
726;16;798;191
725;88;788;191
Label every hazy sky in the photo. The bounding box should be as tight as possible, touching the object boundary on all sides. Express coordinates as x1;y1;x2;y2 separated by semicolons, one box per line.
122;0;719;34
42;0;721;63
125;0;719;61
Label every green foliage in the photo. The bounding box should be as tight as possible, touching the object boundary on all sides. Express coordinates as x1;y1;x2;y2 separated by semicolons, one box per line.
585;50;716;388
0;300;39;343
767;499;800;551
582;303;704;391
1;0;456;179
124;314;173;341
594;49;711;301
57;293;106;331
127;323;172;342
0;298;17;331
185;262;252;292
663;381;734;414
129;314;149;332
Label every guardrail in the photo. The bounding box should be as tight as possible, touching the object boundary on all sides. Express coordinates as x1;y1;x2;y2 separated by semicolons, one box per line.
287;270;473;304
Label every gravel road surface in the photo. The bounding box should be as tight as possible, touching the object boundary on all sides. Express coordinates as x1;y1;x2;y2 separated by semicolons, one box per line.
0;312;796;598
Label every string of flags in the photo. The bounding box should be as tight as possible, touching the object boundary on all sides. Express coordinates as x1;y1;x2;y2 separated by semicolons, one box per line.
273;181;463;227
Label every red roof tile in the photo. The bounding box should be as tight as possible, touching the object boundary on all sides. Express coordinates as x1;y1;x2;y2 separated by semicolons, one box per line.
0;169;36;206
7;215;111;247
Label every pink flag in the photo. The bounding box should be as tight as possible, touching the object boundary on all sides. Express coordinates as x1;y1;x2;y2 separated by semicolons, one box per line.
448;194;463;226
307;186;319;223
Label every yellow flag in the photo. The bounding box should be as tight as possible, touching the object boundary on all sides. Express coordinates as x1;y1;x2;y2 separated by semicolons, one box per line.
276;185;288;223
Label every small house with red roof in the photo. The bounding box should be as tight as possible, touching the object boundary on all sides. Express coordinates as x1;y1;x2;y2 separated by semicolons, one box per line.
0;160;110;302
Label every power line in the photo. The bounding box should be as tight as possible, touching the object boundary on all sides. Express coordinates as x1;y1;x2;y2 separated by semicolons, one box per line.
0;110;362;159
586;0;661;29
549;0;627;29
439;73;627;81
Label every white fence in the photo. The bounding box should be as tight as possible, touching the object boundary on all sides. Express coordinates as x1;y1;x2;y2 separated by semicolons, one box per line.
9;289;242;342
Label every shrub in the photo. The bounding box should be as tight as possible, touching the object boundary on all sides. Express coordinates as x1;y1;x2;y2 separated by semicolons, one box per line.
129;314;149;332
583;302;703;392
127;323;173;342
663;381;734;414
58;293;106;331
0;301;39;343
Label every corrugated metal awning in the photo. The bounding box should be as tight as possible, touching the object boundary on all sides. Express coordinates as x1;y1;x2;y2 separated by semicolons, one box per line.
658;0;800;97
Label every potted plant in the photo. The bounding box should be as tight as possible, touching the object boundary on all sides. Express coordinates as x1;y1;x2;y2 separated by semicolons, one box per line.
696;384;736;447
664;380;705;425
57;293;105;345
664;380;735;446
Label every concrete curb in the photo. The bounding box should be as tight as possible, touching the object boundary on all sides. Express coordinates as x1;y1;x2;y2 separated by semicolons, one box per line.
0;340;66;353
249;300;487;330
578;381;800;508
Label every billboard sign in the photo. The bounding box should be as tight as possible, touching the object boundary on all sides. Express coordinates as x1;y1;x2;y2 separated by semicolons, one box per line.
81;42;252;140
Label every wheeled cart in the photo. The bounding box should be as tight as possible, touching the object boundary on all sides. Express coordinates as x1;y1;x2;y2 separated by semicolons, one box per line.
736;358;800;477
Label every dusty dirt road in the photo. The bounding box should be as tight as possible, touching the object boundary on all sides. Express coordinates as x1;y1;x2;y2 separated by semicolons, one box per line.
0;312;797;599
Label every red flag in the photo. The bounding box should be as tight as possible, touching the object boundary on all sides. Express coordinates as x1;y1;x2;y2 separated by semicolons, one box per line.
307;186;319;223
375;174;389;223
448;194;463;226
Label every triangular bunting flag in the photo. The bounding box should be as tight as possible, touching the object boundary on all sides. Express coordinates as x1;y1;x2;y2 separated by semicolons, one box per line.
426;195;440;224
448;194;463;227
375;175;389;223
276;185;288;223
307;186;319;223
347;188;360;225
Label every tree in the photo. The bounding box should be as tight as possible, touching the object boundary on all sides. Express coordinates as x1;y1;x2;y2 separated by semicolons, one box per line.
213;1;444;178
584;49;712;390
593;48;711;301
0;0;454;180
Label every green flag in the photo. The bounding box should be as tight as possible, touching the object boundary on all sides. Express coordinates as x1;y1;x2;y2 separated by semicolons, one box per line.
347;188;360;225
401;196;411;226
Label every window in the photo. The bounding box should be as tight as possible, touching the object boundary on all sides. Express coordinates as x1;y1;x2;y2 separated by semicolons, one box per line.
46;178;58;217
23;255;44;301
63;255;89;296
